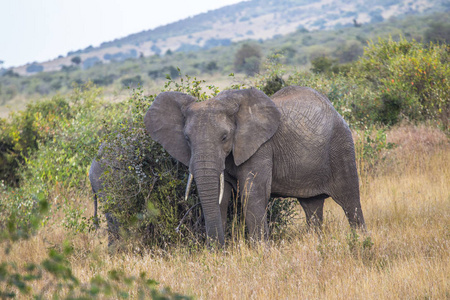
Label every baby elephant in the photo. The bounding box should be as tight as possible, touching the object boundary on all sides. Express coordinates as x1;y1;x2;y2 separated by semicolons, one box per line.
89;146;121;247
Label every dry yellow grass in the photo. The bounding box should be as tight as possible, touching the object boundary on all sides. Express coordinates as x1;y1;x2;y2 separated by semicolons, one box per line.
2;125;449;299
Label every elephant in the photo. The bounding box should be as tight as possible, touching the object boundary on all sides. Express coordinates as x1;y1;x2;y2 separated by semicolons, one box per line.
144;86;365;245
89;145;121;247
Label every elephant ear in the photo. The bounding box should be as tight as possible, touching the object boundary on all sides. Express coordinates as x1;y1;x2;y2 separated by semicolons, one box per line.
216;88;281;166
144;91;196;166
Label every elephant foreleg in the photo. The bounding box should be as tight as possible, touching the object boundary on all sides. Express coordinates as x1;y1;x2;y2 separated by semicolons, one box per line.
239;171;271;242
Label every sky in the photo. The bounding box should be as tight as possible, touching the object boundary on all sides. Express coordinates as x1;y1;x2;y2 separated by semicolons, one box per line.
0;0;244;68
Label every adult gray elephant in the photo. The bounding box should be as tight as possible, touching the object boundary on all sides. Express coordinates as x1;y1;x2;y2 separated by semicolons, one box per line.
144;86;365;245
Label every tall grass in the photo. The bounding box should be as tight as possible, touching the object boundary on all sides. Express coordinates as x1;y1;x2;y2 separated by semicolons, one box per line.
2;124;448;298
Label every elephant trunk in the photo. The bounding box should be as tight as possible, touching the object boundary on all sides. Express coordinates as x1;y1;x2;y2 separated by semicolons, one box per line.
185;172;224;204
193;167;225;246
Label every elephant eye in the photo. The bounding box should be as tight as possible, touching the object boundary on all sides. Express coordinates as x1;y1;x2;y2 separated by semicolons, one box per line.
184;134;190;143
221;134;228;142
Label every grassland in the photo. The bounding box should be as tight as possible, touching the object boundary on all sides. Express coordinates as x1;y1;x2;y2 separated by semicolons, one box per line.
3;124;448;299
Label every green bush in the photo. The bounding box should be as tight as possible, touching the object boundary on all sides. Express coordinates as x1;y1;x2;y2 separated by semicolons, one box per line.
121;75;142;88
0;83;124;235
0;95;72;186
310;56;335;74
286;38;449;128
255;54;287;96
353;37;449;127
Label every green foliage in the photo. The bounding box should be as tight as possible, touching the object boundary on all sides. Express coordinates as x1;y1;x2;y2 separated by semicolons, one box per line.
0;83;123;237
121;75;142;87
346;229;374;253
262;75;285;96
21;83;109;189
354;127;395;177
311;56;334;74
164;70;220;100
310;56;352;75
148;66;180;80
285;38;449;128
353;37;449;126
0;187;49;252
0;94;72;186
267;198;298;238
255;54;287;96
424;21;450;44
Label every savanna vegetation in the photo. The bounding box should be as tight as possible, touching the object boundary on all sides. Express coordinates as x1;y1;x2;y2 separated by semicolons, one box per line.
0;19;449;299
1;12;449;112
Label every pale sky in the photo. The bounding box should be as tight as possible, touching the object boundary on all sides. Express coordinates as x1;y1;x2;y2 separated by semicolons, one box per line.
0;0;244;68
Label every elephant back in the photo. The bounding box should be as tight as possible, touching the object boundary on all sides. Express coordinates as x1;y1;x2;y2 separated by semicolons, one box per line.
271;86;337;147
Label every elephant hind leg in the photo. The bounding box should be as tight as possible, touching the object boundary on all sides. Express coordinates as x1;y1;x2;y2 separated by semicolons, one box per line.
298;194;327;227
329;183;366;229
105;212;121;247
329;133;366;230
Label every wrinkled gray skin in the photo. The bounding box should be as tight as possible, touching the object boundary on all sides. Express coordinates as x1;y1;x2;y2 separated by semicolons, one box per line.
144;86;365;245
89;144;121;247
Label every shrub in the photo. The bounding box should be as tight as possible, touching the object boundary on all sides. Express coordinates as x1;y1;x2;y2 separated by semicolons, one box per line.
0;82;119;232
262;75;285;96
234;43;262;76
424;21;450;44
353;37;449;127
354;126;395;179
26;64;44;74
0;95;72;186
71;56;81;65
97;114;201;247
310;56;335;74
121;75;142;88
255;54;287;96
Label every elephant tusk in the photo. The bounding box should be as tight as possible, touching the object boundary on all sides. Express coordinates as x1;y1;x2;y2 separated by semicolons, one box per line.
184;173;193;201
219;172;224;205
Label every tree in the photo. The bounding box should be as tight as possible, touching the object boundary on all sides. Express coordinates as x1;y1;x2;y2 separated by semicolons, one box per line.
71;56;81;65
425;22;450;44
206;61;218;73
336;42;364;63
310;56;334;74
234;43;262;76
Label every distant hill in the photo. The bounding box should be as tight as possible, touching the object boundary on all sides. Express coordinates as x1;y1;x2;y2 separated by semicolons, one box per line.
10;0;448;75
